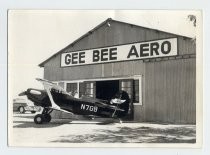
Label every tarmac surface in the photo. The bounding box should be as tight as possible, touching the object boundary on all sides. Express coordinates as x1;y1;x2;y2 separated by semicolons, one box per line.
10;112;196;146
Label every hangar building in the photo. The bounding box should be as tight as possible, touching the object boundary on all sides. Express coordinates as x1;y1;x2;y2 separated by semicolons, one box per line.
39;18;196;124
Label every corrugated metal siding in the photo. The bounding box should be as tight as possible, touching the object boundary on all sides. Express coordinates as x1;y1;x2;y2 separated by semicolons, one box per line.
44;59;147;81
178;38;196;55
44;55;64;80
144;58;196;124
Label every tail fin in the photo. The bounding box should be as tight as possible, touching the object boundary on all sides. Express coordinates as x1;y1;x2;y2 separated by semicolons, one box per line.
115;90;130;117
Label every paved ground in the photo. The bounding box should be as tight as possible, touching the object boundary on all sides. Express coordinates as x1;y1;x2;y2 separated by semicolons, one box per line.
10;113;196;146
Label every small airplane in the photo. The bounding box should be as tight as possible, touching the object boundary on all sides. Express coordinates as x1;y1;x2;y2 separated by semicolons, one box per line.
19;78;130;124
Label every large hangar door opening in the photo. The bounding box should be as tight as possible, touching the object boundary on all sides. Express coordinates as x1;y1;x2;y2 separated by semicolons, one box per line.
96;80;119;100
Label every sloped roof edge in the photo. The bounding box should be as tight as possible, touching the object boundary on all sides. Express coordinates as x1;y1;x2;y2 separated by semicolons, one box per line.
39;18;192;67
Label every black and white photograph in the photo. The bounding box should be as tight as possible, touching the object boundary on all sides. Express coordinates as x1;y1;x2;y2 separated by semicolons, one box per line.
8;10;202;147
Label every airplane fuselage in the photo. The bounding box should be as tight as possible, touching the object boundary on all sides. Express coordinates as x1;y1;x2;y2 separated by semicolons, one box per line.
22;88;129;118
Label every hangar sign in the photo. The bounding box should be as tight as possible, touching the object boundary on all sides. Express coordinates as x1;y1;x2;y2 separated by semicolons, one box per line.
61;38;177;67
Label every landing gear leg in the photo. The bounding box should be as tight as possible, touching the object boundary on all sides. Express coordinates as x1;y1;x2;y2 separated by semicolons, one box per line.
43;113;51;123
34;108;53;124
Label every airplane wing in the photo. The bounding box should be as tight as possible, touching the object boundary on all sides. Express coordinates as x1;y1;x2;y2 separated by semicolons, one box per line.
36;78;67;111
36;78;67;94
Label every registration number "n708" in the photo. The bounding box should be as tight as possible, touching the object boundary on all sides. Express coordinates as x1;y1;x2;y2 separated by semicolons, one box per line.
81;104;98;112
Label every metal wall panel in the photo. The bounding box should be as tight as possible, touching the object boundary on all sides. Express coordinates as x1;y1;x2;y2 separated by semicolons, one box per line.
144;58;196;124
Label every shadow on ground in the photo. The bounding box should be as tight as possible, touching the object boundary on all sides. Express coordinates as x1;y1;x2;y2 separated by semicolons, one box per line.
13;119;116;128
51;126;196;143
13;121;72;128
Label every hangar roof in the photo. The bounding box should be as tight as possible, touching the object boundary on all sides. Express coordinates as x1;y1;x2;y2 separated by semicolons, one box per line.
39;18;192;67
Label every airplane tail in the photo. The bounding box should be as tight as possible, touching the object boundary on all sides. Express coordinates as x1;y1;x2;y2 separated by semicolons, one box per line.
114;90;130;118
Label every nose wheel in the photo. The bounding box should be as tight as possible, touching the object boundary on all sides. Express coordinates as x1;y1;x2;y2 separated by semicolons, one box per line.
34;108;52;124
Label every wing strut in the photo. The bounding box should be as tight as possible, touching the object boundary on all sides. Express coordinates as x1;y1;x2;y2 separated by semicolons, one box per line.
36;78;61;110
44;84;61;110
36;78;74;114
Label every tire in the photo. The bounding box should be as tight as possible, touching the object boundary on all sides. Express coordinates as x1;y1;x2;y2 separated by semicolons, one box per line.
34;114;44;124
44;114;51;123
31;111;36;114
19;106;25;114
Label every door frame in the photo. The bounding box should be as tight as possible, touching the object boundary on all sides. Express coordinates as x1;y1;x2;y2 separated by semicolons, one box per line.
53;75;143;105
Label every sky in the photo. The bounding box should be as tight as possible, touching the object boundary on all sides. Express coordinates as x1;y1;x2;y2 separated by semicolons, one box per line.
8;10;198;99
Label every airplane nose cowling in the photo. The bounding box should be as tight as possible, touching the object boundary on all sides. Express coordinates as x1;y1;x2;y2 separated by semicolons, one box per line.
19;91;26;96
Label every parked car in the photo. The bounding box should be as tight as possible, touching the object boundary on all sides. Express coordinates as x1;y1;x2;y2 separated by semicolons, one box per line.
13;98;41;114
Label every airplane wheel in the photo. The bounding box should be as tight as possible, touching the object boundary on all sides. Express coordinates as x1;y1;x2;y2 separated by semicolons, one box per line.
44;114;51;123
34;114;44;124
19;106;25;114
